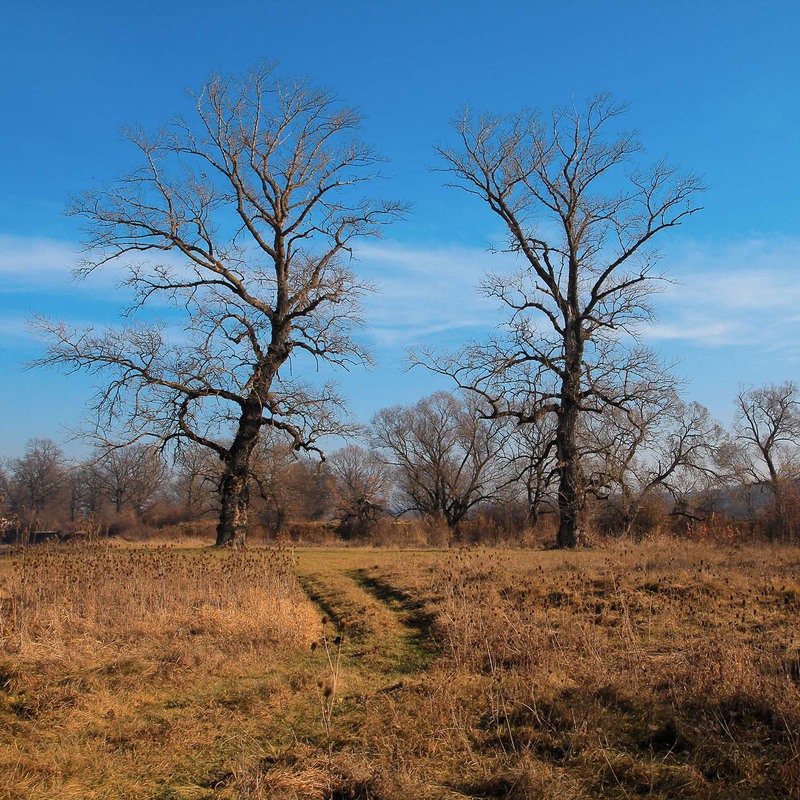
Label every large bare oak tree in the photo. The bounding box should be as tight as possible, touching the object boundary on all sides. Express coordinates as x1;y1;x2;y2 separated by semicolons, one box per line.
34;64;404;545
418;96;703;547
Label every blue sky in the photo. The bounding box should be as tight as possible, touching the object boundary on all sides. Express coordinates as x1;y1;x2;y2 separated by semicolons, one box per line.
1;0;800;457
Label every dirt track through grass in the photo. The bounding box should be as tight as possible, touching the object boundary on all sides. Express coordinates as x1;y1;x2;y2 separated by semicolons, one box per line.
4;544;800;799
295;550;437;678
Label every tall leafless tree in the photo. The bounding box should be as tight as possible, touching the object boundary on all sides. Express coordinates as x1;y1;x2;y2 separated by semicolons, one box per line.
5;439;69;529
418;96;703;547
68;461;107;519
249;428;331;536
93;444;165;515
33;64;404;545
328;444;391;534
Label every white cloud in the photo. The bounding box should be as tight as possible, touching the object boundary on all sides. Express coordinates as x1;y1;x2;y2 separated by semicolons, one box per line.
651;236;800;349
355;240;514;346
0;234;128;294
5;233;800;357
356;236;800;353
0;314;33;341
0;234;192;297
648;320;743;344
0;235;77;284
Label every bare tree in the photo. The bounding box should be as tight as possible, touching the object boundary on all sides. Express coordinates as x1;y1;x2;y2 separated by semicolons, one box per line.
418;96;702;547
328;444;391;535
731;382;800;539
249;429;302;536
370;391;511;535
505;415;558;526
584;393;725;536
172;442;222;520
33;64;404;545
66;462;105;520
6;439;69;529
93;444;165;516
250;428;333;536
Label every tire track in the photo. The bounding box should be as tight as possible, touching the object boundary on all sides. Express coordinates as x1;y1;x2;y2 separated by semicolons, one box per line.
295;560;436;678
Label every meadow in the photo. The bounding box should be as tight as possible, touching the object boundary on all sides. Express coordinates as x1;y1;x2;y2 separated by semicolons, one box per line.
1;540;799;799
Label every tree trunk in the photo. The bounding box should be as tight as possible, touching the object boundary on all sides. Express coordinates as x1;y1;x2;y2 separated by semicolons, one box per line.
772;480;787;542
526;469;548;527
215;333;291;546
556;324;586;548
216;470;251;546
620;489;637;538
555;404;586;547
215;402;263;546
272;506;288;538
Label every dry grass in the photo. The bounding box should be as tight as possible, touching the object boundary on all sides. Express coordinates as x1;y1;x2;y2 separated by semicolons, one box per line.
4;542;311;651
0;543;320;799
358;541;800;798
1;540;799;799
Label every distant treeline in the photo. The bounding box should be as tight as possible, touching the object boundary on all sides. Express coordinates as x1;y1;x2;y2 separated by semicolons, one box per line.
2;382;799;545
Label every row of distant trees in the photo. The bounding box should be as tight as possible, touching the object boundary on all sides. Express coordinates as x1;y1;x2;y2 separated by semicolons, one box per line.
3;380;799;543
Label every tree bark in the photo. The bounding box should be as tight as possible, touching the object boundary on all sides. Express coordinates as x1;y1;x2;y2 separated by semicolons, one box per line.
556;322;586;548
556;399;586;547
526;494;540;528
215;401;263;546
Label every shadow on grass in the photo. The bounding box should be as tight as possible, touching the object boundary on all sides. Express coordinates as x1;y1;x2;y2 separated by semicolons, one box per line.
347;568;439;667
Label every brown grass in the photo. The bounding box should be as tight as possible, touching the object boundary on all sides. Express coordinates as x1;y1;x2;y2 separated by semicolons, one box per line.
358;541;800;798
0;543;320;799
1;540;799;799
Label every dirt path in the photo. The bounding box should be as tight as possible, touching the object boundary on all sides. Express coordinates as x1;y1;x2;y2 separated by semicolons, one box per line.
294;551;437;679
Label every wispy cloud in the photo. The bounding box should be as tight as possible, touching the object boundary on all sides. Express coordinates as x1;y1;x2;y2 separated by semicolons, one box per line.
356;240;514;346
0;234;189;297
0;235;78;286
357;236;800;352
0;314;35;342
4;233;800;357
651;237;800;349
0;234;127;294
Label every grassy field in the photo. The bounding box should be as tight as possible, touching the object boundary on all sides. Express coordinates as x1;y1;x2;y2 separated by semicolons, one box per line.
1;541;799;799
